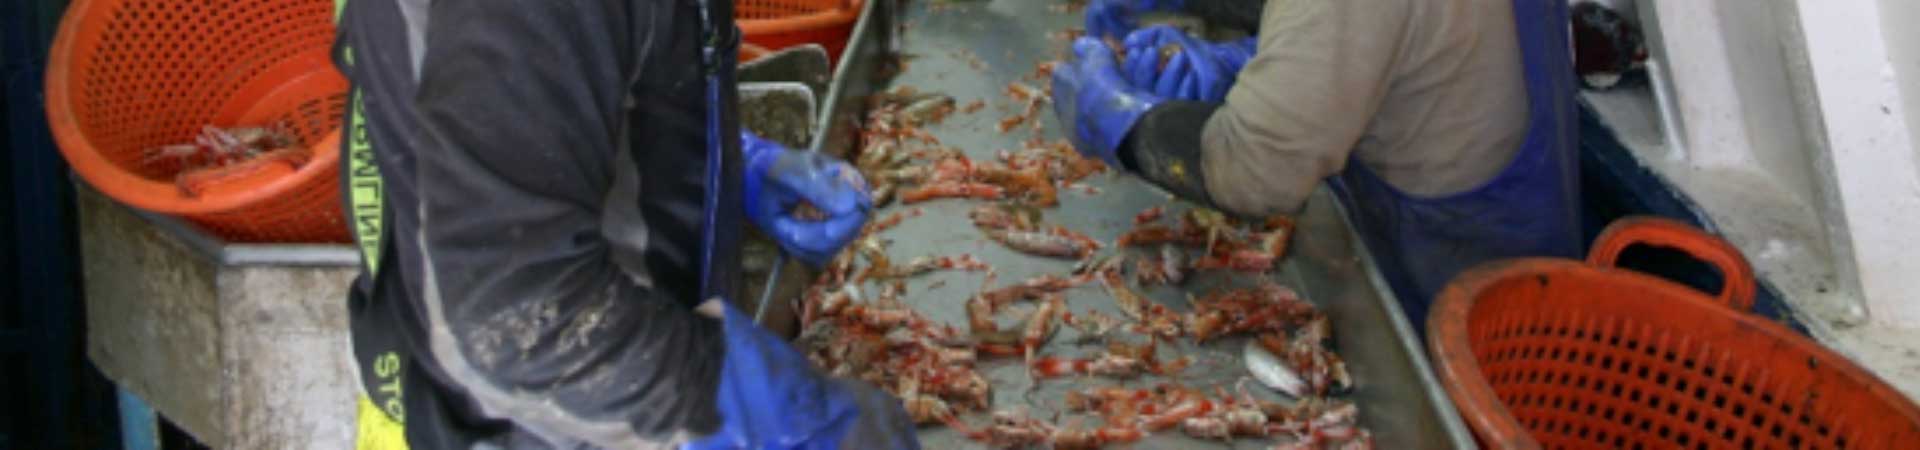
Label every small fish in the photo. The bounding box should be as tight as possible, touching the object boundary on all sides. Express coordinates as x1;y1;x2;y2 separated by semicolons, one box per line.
1245;339;1308;398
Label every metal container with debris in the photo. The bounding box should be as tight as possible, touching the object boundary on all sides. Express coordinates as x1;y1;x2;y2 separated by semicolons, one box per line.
801;0;1477;447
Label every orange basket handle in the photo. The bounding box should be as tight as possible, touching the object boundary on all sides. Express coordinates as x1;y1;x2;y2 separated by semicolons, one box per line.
1587;216;1757;311
740;43;772;62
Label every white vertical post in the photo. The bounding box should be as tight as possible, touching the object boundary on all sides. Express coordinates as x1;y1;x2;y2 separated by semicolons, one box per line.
1795;0;1920;327
1643;1;1753;167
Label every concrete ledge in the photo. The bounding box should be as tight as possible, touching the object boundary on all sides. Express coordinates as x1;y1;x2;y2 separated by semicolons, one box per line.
78;186;358;449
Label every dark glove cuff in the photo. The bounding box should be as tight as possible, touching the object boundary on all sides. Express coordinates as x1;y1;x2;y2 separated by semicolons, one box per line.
1184;0;1267;35
1119;100;1220;206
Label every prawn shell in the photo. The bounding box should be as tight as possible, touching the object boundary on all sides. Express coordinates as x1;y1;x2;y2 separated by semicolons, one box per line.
870;182;896;208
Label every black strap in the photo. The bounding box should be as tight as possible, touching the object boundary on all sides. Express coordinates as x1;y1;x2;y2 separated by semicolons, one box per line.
1186;0;1268;36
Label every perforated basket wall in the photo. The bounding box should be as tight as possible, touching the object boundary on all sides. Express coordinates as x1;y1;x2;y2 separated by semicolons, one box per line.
1430;218;1920;449
736;0;859;63
47;0;348;243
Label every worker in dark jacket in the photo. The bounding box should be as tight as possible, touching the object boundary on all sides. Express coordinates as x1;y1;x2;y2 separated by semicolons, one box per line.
332;0;916;448
1054;0;1582;332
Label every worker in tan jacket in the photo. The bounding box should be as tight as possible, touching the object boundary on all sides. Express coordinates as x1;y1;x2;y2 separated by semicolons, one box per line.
1053;0;1582;332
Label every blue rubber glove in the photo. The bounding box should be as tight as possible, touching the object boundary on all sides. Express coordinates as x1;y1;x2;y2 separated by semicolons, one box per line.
1052;36;1163;166
684;301;918;450
742;132;872;265
1085;0;1188;41
1121;25;1257;102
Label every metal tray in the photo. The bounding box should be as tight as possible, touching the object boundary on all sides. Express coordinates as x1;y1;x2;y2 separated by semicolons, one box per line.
810;1;1474;447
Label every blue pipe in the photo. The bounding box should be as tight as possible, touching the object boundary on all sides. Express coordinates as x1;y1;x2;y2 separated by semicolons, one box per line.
116;389;157;450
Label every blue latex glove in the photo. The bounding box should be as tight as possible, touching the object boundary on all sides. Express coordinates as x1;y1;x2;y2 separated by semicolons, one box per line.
1121;25;1257;102
684;301;915;450
1051;36;1163;166
742;132;872;265
1085;0;1187;41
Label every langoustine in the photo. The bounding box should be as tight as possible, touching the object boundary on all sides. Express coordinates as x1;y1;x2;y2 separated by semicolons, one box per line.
1134;244;1189;286
972;204;1101;259
977;272;1096;308
948;409;1054;449
966;274;1087;356
1134;205;1165;225
893;152;1061;206
1184;283;1317;342
1028;340;1190;379
995;82;1049;134
144;125;300;171
983;229;1097;259
1046;420;1146;450
861;253;990;281
1118;208;1300;274
1060;308;1125;345
900;181;1005;203
1096;268;1186;339
810;85;1356;448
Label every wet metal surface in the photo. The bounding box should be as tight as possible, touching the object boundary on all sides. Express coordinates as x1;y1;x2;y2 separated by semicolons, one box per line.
814;1;1473;447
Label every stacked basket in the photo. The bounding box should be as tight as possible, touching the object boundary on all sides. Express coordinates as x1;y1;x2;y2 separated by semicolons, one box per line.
46;0;348;243
45;0;867;243
738;0;863;63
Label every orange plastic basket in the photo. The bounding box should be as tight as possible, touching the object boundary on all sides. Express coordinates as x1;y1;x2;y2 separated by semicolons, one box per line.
1430;217;1920;449
736;0;861;64
46;0;348;243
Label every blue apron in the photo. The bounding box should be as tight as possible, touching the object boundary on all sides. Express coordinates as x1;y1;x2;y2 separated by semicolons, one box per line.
1329;0;1581;336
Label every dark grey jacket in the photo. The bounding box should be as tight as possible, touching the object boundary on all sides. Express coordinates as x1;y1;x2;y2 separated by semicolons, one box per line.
335;0;732;447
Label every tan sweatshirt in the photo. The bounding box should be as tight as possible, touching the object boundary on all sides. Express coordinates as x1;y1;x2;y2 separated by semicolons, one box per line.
1199;0;1529;217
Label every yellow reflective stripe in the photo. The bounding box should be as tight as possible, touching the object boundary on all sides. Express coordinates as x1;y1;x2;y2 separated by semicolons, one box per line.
347;88;384;274
371;351;406;422
355;396;409;450
338;0;373;272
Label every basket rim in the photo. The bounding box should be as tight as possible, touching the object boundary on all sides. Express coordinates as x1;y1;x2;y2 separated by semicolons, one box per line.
1427;257;1920;447
737;0;861;35
42;0;343;215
